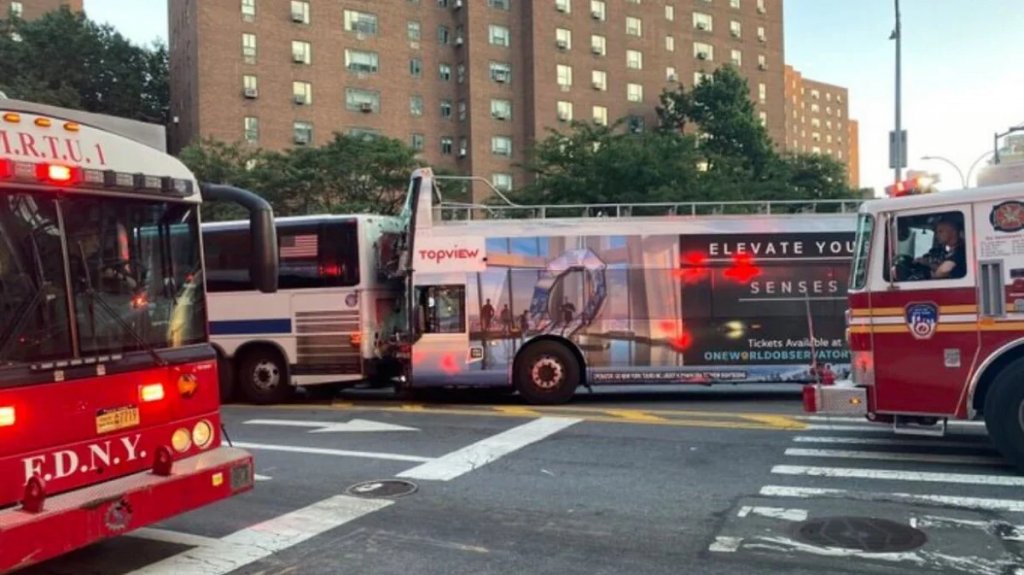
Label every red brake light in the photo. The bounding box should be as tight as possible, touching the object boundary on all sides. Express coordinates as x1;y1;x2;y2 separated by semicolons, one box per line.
36;163;82;185
0;406;15;427
0;159;12;179
140;383;165;402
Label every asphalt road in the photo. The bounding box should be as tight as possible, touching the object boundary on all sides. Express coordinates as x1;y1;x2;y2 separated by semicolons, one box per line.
20;385;1024;575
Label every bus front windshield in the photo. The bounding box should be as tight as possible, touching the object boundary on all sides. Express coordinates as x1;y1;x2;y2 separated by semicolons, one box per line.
0;192;206;368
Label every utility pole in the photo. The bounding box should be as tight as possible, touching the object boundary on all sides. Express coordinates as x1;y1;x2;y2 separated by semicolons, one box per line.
891;0;903;184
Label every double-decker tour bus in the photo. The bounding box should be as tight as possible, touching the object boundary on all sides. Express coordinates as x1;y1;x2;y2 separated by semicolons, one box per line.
804;178;1024;470
202;214;404;404
381;167;863;404
0;99;278;572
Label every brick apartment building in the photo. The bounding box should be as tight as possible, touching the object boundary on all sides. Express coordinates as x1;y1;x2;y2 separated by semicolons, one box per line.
0;0;81;21
784;64;859;188
170;0;792;201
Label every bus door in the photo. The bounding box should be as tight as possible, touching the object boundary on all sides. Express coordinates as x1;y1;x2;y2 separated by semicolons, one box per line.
409;280;477;385
871;204;978;415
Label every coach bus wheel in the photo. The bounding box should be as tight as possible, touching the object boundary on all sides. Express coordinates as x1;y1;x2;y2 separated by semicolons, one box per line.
514;341;580;405
237;349;293;405
217;355;236;404
983;357;1024;472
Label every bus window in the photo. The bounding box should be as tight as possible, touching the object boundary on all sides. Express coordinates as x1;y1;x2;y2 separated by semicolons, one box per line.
205;229;254;292
320;220;360;287
417;285;466;334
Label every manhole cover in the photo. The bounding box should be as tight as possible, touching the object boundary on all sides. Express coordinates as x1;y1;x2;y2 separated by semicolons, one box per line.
792;516;927;552
345;479;418;499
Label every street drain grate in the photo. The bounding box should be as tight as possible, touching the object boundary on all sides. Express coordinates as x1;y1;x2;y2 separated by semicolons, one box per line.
345;479;418;499
792;516;927;552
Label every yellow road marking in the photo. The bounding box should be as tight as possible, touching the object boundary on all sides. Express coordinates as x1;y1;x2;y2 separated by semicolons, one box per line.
603;409;668;422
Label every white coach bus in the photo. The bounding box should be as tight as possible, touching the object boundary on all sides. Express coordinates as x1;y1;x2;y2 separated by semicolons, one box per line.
202;214;404;403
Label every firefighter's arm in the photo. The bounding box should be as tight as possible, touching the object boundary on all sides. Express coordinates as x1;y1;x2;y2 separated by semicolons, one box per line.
932;259;956;278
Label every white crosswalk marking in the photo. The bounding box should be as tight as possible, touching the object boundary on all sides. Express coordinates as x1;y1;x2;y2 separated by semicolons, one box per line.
783;447;1007;466
771;464;1024;486
792;435;990;450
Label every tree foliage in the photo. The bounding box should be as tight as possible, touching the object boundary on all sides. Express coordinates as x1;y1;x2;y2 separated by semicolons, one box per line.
0;6;168;123
516;65;860;208
180;134;421;221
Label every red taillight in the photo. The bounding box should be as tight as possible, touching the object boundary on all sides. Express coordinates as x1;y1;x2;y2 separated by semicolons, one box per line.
0;159;13;179
0;406;15;427
140;383;165;402
35;163;82;185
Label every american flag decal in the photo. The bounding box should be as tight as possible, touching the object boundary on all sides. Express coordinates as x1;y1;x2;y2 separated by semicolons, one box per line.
280;233;318;258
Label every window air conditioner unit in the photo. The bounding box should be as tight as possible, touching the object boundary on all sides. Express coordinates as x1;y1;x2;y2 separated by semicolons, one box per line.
758;6;766;13
557;112;570;122
454;0;463;9
494;72;508;83
455;36;464;46
556;39;568;49
458;147;467;157
697;52;708;60
360;102;373;112
591;10;602;19
294;134;310;145
243;87;258;98
291;10;304;22
494;111;509;120
556;3;567;12
592;81;603;90
667;74;678;82
731;30;740;38
697;22;707;30
294;95;306;105
292;52;305;63
758;63;766;70
591;45;603;54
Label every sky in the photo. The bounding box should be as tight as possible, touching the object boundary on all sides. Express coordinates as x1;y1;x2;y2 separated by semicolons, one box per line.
84;0;1024;196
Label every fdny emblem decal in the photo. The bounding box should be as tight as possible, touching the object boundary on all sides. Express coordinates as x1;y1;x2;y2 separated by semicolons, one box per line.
906;302;939;340
990;201;1024;233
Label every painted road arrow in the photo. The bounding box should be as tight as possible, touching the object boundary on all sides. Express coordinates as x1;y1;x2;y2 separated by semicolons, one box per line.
244;418;420;433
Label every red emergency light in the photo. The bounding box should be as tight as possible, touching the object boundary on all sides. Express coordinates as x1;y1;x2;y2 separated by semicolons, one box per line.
723;253;762;283
0;159;13;179
885;176;932;197
35;163;82;185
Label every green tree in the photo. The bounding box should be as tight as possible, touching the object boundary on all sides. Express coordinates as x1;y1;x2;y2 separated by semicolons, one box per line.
0;6;169;123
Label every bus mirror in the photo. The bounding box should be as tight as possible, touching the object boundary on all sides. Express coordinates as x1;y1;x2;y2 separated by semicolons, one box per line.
200;184;279;293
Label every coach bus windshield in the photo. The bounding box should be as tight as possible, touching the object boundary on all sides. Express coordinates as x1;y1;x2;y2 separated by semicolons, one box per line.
0;192;205;368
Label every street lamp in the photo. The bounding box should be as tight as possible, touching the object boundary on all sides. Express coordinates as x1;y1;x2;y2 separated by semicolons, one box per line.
967;150;996;187
920;156;966;188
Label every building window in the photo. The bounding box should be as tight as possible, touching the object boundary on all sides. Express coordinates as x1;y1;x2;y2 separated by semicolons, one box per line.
557;64;573;88
556;0;571;13
489;0;511;9
557;101;573;122
244;117;259;143
665;5;674;20
758;26;766;42
758;54;767;69
811;103;820;113
627;115;644;133
242;33;257;63
457;63;466;83
731;0;741;7
591;35;606;56
440;100;452;119
694;71;711;85
440;63;452;81
408;21;421;41
757;0;766;13
292;81;311;105
694;42;713;61
626;16;642;37
590;0;605;20
491;25;511;46
556;28;572;50
665;36;675;52
492;173;513;192
410;95;423;117
241;0;255;19
666;67;677;82
344;10;377;35
626;49;643;70
627;83;643;103
290;1;310;24
731;21;741;38
731;49;742;66
411;134;425;151
441;137;453;155
492;136;512;157
490;62;511;83
345;88;380;113
491;99;512;120
593;106;608;126
291;41;311;64
243;75;258;97
410;58;422;77
811;118;821;128
759;112;767;126
438;25;450;44
346;49;378;73
758;82;766;102
293;121;313;145
458;101;467;121
592;70;607;90
693;12;713;31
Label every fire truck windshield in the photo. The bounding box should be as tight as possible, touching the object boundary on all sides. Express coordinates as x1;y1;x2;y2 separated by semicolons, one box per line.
0;192;205;369
850;213;873;290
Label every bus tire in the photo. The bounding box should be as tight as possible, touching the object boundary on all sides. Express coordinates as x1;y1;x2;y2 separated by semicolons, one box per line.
983;357;1024;472
217;355;236;404
237;347;293;405
514;341;580;405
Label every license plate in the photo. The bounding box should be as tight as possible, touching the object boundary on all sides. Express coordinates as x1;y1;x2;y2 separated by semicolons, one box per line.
96;405;140;434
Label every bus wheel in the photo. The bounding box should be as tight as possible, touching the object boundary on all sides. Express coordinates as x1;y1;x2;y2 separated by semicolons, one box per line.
514;341;580;405
237;348;293;405
983;357;1024;472
217;355;236;404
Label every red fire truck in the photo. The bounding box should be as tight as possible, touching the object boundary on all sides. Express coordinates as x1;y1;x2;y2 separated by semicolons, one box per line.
0;100;277;572
804;178;1024;471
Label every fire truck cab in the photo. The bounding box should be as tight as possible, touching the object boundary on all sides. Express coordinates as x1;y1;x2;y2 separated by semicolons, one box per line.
804;181;1024;471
